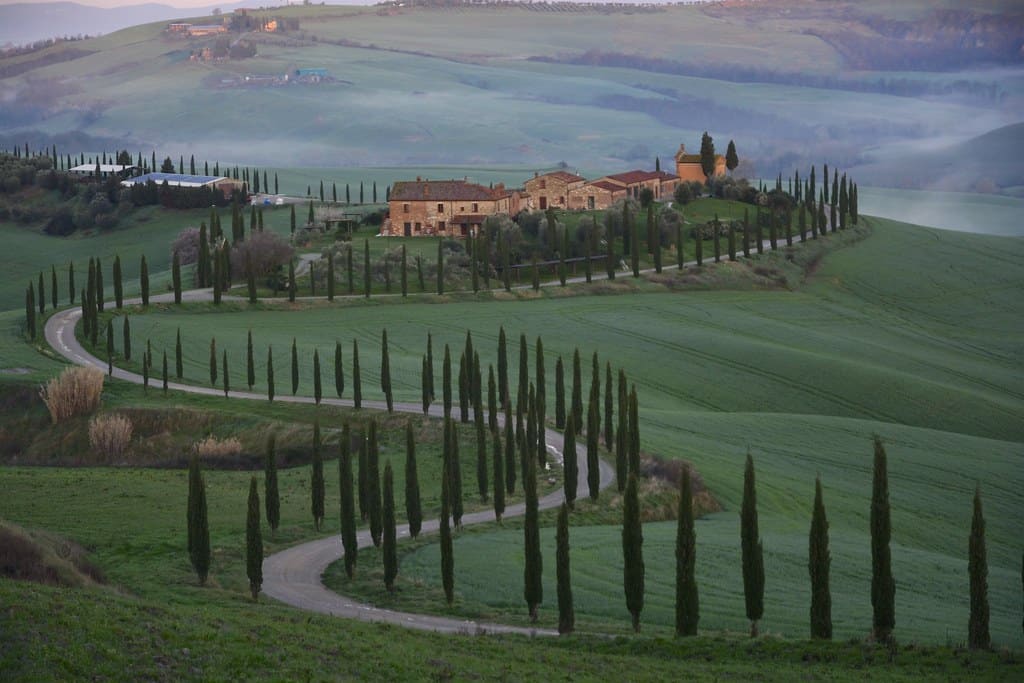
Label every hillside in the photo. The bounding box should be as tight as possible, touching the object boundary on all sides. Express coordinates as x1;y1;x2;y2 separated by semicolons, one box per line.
0;0;1021;184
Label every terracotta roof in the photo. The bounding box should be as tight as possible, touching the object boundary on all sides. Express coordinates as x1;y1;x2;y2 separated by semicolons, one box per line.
536;170;584;184
677;154;725;165
604;170;665;185
588;180;627;192
390;180;495;202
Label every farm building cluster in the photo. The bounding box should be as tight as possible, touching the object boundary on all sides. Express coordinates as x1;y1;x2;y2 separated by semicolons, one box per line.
383;143;726;237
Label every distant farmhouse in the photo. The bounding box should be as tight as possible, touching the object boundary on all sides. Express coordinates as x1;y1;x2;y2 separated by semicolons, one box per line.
167;22;228;37
674;143;726;183
69;163;138;180
120;172;243;198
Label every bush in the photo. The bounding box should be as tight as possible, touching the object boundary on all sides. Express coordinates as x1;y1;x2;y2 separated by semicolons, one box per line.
230;230;294;278
88;413;133;459
171;227;201;265
195;435;242;459
39;366;104;424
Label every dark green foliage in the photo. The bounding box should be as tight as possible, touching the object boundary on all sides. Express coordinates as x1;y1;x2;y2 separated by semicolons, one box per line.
523;443;543;622
604;362;613;449
728;221;737;261
554;356;565;429
436;240;444;295
695;227;703;266
266;346;275;402
630;216;640;278
571;349;583;435
105;318;114;366
187;455;210;585
246;253;256;304
113;255;123;309
290;338;299;395
404;422;422;538
245;477;263;601
556;503;574;635
558;229;567;286
175;328;182;378
426;333;435;402
969;486;991;650
531;255;540;291
209;338;217;386
212;248;222;305
122;317;131;361
562;413;577;508
809;476;832;640
492;429;505;523
172;251;182;304
94;256;103;312
339;423;358;578
367;421;382;547
587;394;600;501
265;435;280;533
871;436;895;643
416;254;426;292
517;333;529;415
496;326;508;407
142;342;149;391
676;465;699;636
140;255;149;306
475;411;488;503
743;208;751;256
676;223;684;270
311;420;325;531
288;260;296;303
25;283;36;340
487;365;498;433
442;344;452;418
623;472;645;632
458;351;469;423
381;329;393;412
50;265;57;309
741;452;765;637
607;219;617;280
713;216;722;263
421;356;430;414
334;341;344;398
446;417;464;528
615;370;628;492
382;462;398;591
246;330;255;390
440;452;455;605
502;399;516;496
699;131;716;180
726;139;739;172
68;261;74;305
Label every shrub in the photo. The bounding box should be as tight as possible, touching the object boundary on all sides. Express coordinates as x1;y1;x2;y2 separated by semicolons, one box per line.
39;366;104;424
195;435;242;459
230;230;294;278
171;227;201;265
88;413;133;459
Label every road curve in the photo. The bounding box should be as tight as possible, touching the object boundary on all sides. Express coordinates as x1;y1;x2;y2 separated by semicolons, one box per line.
44;293;615;636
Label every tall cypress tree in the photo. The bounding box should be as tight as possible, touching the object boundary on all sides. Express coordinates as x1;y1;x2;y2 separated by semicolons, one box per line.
246;477;263;601
442;344;452;418
571;349;583;435
448;418;463;528
492;429;505;523
426;332;435;402
587;394;600;500
68;261;74;305
401;245;408;297
604;362;614;450
140;255;150;306
381;329;393;412
563;413;577;508
968;485;991;650
37;272;45;315
266;346;275;402
290;337;299;395
615;370;628;492
741;452;765;637
871;436;895;643
287;260;296;303
475;410;488;503
504;399;516;495
458;351;469;423
675;465;698;636
113;255;123;308
534;337;546;436
265;434;280;533
518;333;529;414
809;475;832;640
123;317;131;361
246;330;255;390
311;420;325;531
405;421;422;538
175;328;183;378
497;326;508;406
209;338;217;386
487;364;498;433
556;502;575;635
623;472;645;633
523;446;543;622
440;453;455;605
187;455;211;585
329;340;343;399
172;250;182;304
339;422;358;577
94;256;104;312
554;356;566;429
382;462;398;591
421;356;430;414
367;420;382;547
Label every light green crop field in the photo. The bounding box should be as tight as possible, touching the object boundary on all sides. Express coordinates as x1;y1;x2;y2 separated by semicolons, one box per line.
92;216;1024;646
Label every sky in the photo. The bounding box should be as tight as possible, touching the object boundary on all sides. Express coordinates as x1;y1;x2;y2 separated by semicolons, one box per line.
2;0;699;7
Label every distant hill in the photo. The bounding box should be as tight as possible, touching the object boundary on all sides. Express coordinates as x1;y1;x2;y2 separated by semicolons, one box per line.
0;1;245;45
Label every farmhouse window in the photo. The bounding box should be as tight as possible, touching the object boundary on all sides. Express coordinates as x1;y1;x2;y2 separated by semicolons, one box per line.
403;203;410;213
438;221;446;231
437;203;444;212
587;196;595;210
472;203;478;212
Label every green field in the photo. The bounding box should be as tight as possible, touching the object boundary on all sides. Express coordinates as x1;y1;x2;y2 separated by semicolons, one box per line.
85;216;1024;647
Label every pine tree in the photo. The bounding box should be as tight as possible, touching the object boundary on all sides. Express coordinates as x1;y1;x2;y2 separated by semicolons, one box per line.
623;472;645;632
675;465;699;636
112;255;123;308
311;420;325;531
523;446;543;622
554;356;566;429
404;421;422;538
209;338;218;386
290;338;299;395
339;422;358;577
381;329;393;412
187;455;211;584
334;340;344;398
245;477;263;601
367;420;382;547
587;394;600;500
492;428;505;523
809;475;832;640
313;347;322;405
556;502;575;635
382;462;398;591
440;452;455;605
741;452;765;637
870;436;896;643
265;435;280;533
266;346;275;402
562;413;577;508
353;338;362;409
968;485;991;649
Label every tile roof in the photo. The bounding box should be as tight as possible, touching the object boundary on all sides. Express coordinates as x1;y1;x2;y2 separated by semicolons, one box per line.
588;180;627;192
390;180;496;202
535;171;584;183
604;170;665;185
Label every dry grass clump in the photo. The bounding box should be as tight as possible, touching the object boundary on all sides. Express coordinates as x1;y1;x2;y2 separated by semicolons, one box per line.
0;521;106;587
195;435;242;459
39;366;104;424
88;414;133;460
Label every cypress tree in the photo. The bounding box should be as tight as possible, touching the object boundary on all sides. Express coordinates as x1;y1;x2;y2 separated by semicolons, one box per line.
809;475;832;640
405;421;422;538
571;348;583;435
140;255;149;307
584;226;593;282
968;485;991;650
607;218;617;280
728;221;737;261
421;356;430;414
94;257;103;312
523;385;535;486
426;332;435;402
623;472;645;633
265;435;280;533
311;420;325;531
741;452;765;637
695;227;703;265
743;208;751;257
756;209;765;253
523;445;543;622
492;429;505;523
174;328;182;378
381;329;393;412
517;333;529;414
676;223;684;270
554;356;566;429
558;229;567;286
334;340;344;398
266;346;275;402
713;216;722;263
440;453;455;605
353;338;362;408
212;248;222;305
313;347;322;405
563;413;577;508
142;344;149;391
382;462;398;591
172;251;182;304
187;455;211;585
799;203;807;242
475;409;488;503
497;326;508;406
675;465;699;636
122;317;131;361
504;399;516;495
436;240;444;295
442;344;452;418
556;502;575;635
68;261;74;305
871;436;895;643
448;417;463;528
38;272;45;315
246;253;256;303
587;394;600;500
531;255;540;291
488;364;498;433
534;337;546;434
209;338;218;386
458;351;469;423
615;370;628;492
246;330;255;390
25;284;35;340
630;215;640;277
245;477;263;601
105;320;114;375
357;429;369;522
339;422;358;577
222;349;229;398
367;421;382;547
417;254;426;292
290;338;299;395
113;255;123;308
604;362;614;449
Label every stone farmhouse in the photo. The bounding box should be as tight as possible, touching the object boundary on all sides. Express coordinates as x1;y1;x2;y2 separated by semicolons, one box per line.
674;143;726;183
385;179;522;237
523;171;586;211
